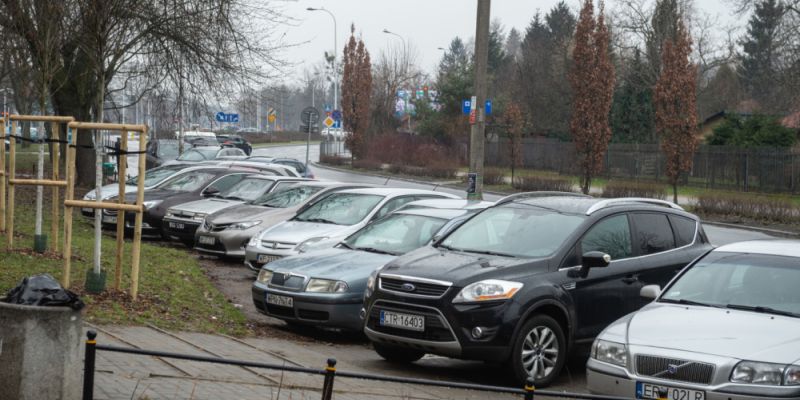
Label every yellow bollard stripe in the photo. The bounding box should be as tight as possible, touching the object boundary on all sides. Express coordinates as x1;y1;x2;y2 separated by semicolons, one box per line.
86;340;96;345
325;367;336;372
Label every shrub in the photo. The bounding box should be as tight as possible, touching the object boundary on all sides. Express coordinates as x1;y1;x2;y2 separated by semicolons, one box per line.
319;154;349;166
387;164;405;174
483;167;506;186
352;159;383;171
601;181;668;200
512;175;575;192
695;193;798;223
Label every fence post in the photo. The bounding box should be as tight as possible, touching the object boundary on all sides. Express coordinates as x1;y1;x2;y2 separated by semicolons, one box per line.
524;377;535;400
82;330;97;400
321;358;337;400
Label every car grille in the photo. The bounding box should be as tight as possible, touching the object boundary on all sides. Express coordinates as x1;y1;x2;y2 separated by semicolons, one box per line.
635;355;715;385
208;222;232;232
367;302;455;342
380;277;450;297
261;240;296;250
269;272;305;291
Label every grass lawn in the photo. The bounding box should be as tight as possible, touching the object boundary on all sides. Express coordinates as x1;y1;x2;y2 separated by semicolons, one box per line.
0;187;249;335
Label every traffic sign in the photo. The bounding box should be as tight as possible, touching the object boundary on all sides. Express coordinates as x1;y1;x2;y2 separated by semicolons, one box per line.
268;114;276;123
300;107;320;125
485;100;493;116
331;110;342;122
462;100;471;115
323;116;335;128
215;112;239;123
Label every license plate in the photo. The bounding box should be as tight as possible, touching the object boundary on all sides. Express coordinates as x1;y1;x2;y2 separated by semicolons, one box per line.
379;310;425;332
266;293;293;308
168;221;185;230
257;254;280;264
198;235;215;245
102;216;117;224
636;382;705;400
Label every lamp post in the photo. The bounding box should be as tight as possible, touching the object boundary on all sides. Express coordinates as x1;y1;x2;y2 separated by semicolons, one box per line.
383;29;411;133
307;7;338;111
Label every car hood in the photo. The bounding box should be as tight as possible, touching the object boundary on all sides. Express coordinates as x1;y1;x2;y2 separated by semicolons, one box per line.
124;188;182;202
380;246;545;286
259;220;357;244
616;303;800;364
169;198;245;214
207;204;298;225
84;184;139;200
268;248;394;281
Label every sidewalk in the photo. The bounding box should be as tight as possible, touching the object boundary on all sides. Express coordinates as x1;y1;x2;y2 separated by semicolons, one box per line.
88;324;540;400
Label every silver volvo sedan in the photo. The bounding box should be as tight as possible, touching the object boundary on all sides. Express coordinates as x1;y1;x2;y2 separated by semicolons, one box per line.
587;240;800;400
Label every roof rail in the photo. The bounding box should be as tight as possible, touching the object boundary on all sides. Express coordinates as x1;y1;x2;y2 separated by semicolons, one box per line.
496;191;591;206
585;198;684;215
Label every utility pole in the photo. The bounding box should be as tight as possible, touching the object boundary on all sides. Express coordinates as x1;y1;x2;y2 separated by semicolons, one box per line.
468;0;490;200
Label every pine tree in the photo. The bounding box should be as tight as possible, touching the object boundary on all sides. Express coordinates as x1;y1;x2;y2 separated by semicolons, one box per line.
570;0;616;194
654;20;698;204
739;0;785;110
342;24;372;159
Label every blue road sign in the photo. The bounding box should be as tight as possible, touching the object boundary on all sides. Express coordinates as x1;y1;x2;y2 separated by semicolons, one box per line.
462;100;471;115
230;113;239;123
324;104;332;112
333;120;342;129
215;112;240;123
332;110;342;121
215;112;226;122
485;100;492;116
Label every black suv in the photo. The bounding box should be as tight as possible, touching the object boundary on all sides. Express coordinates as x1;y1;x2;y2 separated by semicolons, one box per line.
217;134;252;155
362;194;712;387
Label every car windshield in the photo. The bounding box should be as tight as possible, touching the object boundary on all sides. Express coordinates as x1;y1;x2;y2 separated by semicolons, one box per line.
157;142;179;158
177;148;217;161
276;160;306;173
294;193;384;225
251;185;324;207
127;165;183;187
439;205;585;258
661;252;800;317
342;214;448;255
158;171;217;192
219;177;275;201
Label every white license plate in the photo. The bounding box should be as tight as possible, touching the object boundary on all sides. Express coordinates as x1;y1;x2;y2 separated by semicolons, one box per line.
198;235;215;245
266;293;293;308
168;221;185;230
636;382;705;400
102;216;117;224
379;310;425;332
257;254;280;264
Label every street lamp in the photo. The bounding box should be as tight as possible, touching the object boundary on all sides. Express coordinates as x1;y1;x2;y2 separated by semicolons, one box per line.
307;7;338;111
383;29;411;133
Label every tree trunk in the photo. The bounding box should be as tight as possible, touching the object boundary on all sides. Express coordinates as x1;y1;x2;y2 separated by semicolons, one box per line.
672;182;678;204
51;88;95;187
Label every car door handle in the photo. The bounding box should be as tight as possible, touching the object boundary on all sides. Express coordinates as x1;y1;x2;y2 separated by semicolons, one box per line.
622;275;638;284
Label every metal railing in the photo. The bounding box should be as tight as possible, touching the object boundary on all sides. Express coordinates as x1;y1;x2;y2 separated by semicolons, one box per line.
81;331;637;400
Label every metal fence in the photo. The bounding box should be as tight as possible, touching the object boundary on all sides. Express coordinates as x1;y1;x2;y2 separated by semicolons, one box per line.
81;331;634;400
486;137;800;193
319;139;351;158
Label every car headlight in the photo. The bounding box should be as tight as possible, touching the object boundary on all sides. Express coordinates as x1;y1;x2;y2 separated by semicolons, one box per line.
143;200;162;210
192;213;207;222
306;278;348;293
295;236;329;253
731;361;787;385
256;269;273;284
591;339;627;367
365;269;379;298
452;279;523;303
229;220;262;230
785;365;800;386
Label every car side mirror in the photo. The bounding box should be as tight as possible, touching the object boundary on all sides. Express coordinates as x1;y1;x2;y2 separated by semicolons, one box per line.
568;251;611;278
640;285;661;300
203;186;220;197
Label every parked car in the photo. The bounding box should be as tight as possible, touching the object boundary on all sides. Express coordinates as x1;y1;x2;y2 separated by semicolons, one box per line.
145;139;180;168
237;127;260;134
362;194;712;387
244;155;275;164
163;146;246;165
81;163;194;218
252;207;479;331
395;198;495;212
244;156;313;178
195;182;370;259
244;188;460;271
162;175;309;245
102;167;272;237
216;160;302;177
217;134;252;155
587;239;800;400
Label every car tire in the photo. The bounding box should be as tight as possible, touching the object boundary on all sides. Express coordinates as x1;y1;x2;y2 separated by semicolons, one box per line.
510;315;566;388
373;342;425;363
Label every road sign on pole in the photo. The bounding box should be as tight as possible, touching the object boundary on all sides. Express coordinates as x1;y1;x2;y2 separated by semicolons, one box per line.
215;112;240;123
462;100;471;115
323;116;335;128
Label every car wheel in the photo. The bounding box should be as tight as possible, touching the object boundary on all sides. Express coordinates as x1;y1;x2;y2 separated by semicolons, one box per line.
511;315;566;388
373;342;425;363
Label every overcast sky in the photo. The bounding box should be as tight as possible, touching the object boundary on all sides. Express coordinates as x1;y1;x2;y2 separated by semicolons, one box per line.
277;0;737;84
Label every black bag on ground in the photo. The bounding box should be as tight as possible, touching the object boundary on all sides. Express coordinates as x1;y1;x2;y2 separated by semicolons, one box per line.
2;274;85;310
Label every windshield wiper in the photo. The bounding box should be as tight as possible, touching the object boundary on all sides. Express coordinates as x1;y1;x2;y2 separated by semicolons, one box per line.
725;304;799;318
224;196;245;201
338;242;354;250
298;217;337;224
660;298;722;308
461;249;518;258
354;247;398;256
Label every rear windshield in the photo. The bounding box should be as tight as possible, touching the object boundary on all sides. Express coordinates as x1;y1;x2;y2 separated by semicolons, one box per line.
294;193;384;225
252;185;325;208
127;165;184;187
220;177;275;201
